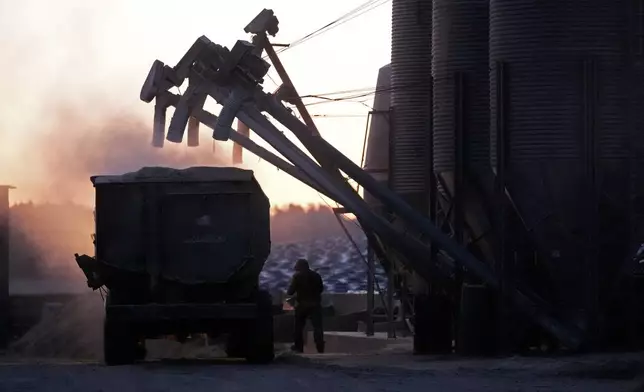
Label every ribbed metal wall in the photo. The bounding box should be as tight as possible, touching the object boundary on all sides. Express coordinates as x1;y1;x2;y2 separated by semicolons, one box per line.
630;8;644;255
490;0;631;165
364;64;392;209
489;0;633;309
432;0;490;174
390;0;432;210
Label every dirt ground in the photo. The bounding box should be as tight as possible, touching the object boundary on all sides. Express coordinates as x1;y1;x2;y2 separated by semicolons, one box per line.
0;353;639;392
2;293;641;391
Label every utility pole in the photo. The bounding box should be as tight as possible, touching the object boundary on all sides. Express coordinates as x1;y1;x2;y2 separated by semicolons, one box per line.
0;185;14;349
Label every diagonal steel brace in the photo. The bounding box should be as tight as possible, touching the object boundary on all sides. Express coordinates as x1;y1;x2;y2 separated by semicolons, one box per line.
139;35;584;350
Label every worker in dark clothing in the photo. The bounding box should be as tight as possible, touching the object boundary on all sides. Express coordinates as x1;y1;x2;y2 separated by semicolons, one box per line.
287;258;325;353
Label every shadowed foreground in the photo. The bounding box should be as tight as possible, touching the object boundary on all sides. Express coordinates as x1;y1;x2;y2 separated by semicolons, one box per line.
0;354;637;392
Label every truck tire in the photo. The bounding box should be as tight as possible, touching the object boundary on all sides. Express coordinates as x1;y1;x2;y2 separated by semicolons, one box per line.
245;290;275;364
225;329;247;358
104;313;139;366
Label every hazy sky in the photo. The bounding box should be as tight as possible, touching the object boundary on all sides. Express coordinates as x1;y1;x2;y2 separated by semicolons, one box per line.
0;0;391;207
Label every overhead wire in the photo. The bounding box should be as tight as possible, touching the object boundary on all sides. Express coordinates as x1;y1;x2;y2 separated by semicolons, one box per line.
302;86;378;97
305;98;374;109
259;0;400;109
258;0;392;303
311;114;369;118
273;0;391;56
265;72;280;88
299;85;402;109
299;83;421;102
301;86;391;101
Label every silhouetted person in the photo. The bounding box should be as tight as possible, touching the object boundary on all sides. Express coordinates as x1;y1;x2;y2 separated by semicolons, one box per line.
287;258;325;353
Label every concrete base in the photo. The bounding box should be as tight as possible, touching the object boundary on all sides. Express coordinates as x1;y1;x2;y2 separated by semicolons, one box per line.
304;331;411;354
356;320;410;335
273;312;370;343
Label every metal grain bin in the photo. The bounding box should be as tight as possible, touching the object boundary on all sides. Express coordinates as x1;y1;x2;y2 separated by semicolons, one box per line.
489;0;633;310
432;0;490;178
390;0;432;211
363;64;392;210
91;166;271;299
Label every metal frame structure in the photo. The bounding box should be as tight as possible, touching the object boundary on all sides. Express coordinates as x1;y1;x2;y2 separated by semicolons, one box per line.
138;9;585;350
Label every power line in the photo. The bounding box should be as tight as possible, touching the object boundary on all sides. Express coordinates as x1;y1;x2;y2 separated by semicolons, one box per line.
301;86;395;102
301;80;429;100
299;83;425;109
301;86;378;98
305;91;380;102
311;114;368;118
305;99;373;110
275;0;391;55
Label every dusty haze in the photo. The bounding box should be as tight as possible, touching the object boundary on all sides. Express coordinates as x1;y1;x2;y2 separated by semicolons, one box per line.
0;1;243;204
32;106;231;204
0;0;364;281
9;203;362;279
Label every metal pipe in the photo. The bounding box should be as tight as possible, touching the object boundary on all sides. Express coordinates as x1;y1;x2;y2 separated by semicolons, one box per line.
256;91;583;350
428;75;438;296
152;103;167;147
226;131;333;199
187;116;200;147
366;245;375;337
400;274;408;337
263;95;499;284
234;121;250;164
258;34;349;188
231;99;582;350
167;83;198;143
494;61;510;353
387;263;395;339
141;52;583;349
183;108;333;200
231;102;436;281
454;71;466;291
156;90;335;200
260;35;319;134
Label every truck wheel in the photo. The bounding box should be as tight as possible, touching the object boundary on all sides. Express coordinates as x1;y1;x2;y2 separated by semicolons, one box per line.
245;290;275;364
225;329;247;358
103;314;138;366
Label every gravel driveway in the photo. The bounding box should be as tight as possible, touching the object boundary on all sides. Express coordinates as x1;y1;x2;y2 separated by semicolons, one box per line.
0;357;636;392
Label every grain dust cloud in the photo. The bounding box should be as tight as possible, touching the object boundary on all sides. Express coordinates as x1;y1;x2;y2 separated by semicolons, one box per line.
0;0;355;277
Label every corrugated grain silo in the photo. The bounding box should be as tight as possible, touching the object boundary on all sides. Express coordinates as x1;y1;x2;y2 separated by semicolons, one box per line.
390;0;432;212
489;0;633;312
363;64;392;211
430;0;498;278
432;0;490;187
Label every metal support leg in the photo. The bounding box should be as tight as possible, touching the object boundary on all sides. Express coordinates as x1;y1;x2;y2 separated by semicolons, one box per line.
367;246;375;337
140;46;584;350
494;61;510;354
0;186;13;349
582;58;599;330
387;265;395;339
233;121;250;164
261;96;499;283
232;104;429;276
454;72;466;351
238;93;580;350
454;71;466;298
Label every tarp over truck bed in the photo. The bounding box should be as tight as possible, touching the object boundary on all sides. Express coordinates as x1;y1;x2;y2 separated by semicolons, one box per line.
91;166;271;289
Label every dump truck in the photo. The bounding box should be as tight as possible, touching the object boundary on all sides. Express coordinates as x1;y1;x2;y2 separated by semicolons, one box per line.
74;166;275;365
